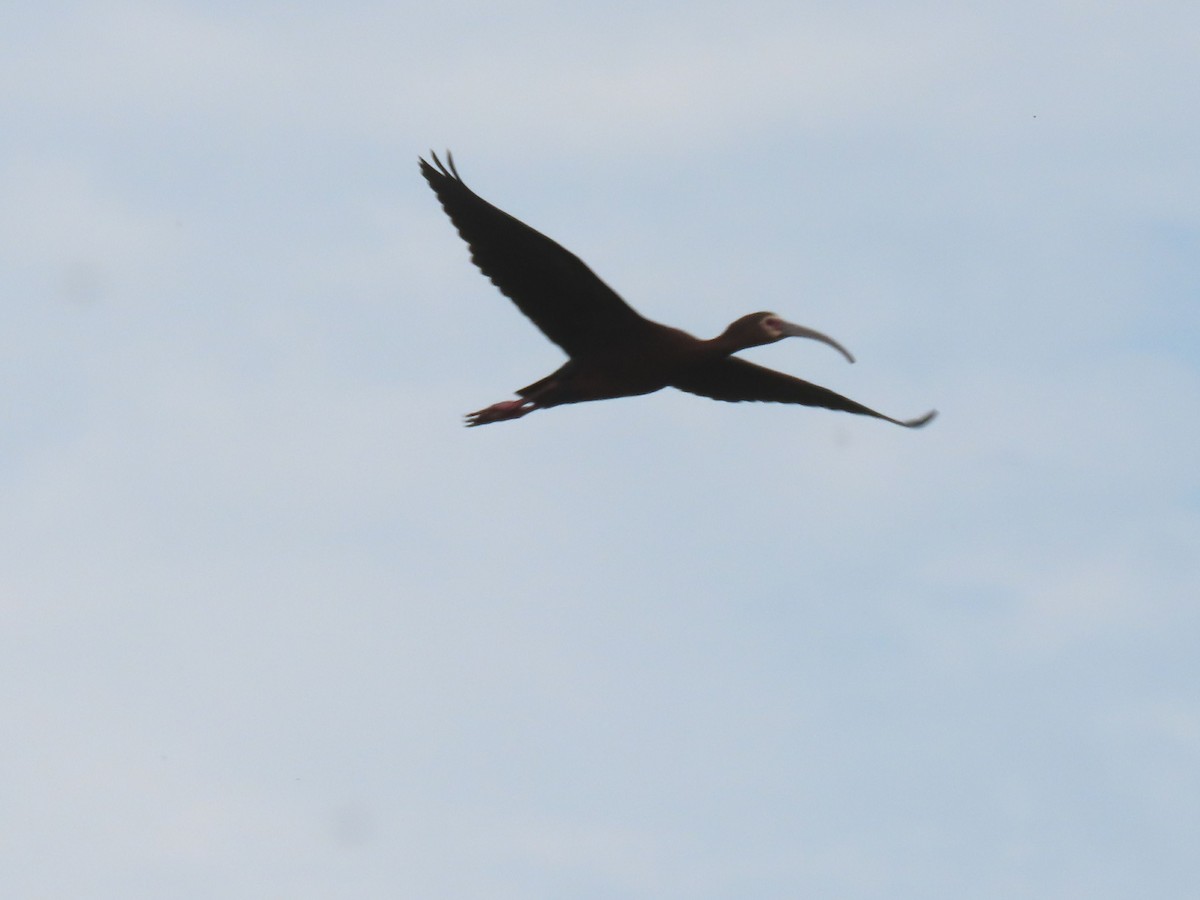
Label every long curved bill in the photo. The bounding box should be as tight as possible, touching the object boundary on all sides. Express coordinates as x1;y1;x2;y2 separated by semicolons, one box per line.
778;320;856;364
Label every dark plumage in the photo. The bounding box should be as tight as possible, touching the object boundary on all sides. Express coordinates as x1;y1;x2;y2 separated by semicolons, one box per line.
420;152;936;429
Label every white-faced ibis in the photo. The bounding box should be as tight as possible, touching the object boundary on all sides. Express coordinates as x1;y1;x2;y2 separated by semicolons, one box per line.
421;152;936;429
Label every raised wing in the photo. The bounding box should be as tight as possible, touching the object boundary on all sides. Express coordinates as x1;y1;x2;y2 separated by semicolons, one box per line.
671;357;937;428
420;152;649;358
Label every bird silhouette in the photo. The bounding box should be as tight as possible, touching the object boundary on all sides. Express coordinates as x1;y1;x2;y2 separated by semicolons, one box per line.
421;152;935;429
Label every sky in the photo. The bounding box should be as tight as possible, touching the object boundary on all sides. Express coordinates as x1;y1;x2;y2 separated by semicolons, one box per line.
2;2;1199;897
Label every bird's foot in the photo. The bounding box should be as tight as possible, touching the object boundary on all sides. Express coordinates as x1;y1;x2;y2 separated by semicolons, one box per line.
464;398;536;427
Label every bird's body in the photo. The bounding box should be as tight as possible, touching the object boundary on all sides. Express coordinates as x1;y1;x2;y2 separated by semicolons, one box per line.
420;152;935;429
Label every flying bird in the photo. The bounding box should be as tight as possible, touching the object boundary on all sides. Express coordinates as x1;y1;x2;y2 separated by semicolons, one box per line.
420;152;936;429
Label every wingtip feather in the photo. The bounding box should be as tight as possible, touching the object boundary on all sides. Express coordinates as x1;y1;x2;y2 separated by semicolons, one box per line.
902;409;938;428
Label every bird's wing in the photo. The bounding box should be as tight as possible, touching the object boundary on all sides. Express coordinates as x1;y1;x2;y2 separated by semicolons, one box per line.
670;357;936;428
420;153;650;357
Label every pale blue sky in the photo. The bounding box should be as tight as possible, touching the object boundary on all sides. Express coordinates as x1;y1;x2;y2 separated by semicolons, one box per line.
2;2;1198;898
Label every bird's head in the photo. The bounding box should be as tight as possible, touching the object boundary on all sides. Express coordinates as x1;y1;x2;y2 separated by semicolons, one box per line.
724;312;856;363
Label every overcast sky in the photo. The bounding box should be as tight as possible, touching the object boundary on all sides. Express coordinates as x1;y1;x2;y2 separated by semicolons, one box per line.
3;2;1199;898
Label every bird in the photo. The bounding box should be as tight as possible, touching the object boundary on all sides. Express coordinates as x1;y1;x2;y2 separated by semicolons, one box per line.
420;152;936;429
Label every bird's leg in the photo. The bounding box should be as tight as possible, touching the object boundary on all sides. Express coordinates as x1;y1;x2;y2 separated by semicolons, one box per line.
464;397;539;427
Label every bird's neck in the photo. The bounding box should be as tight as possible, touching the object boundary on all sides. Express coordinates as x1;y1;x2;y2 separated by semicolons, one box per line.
701;331;755;359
